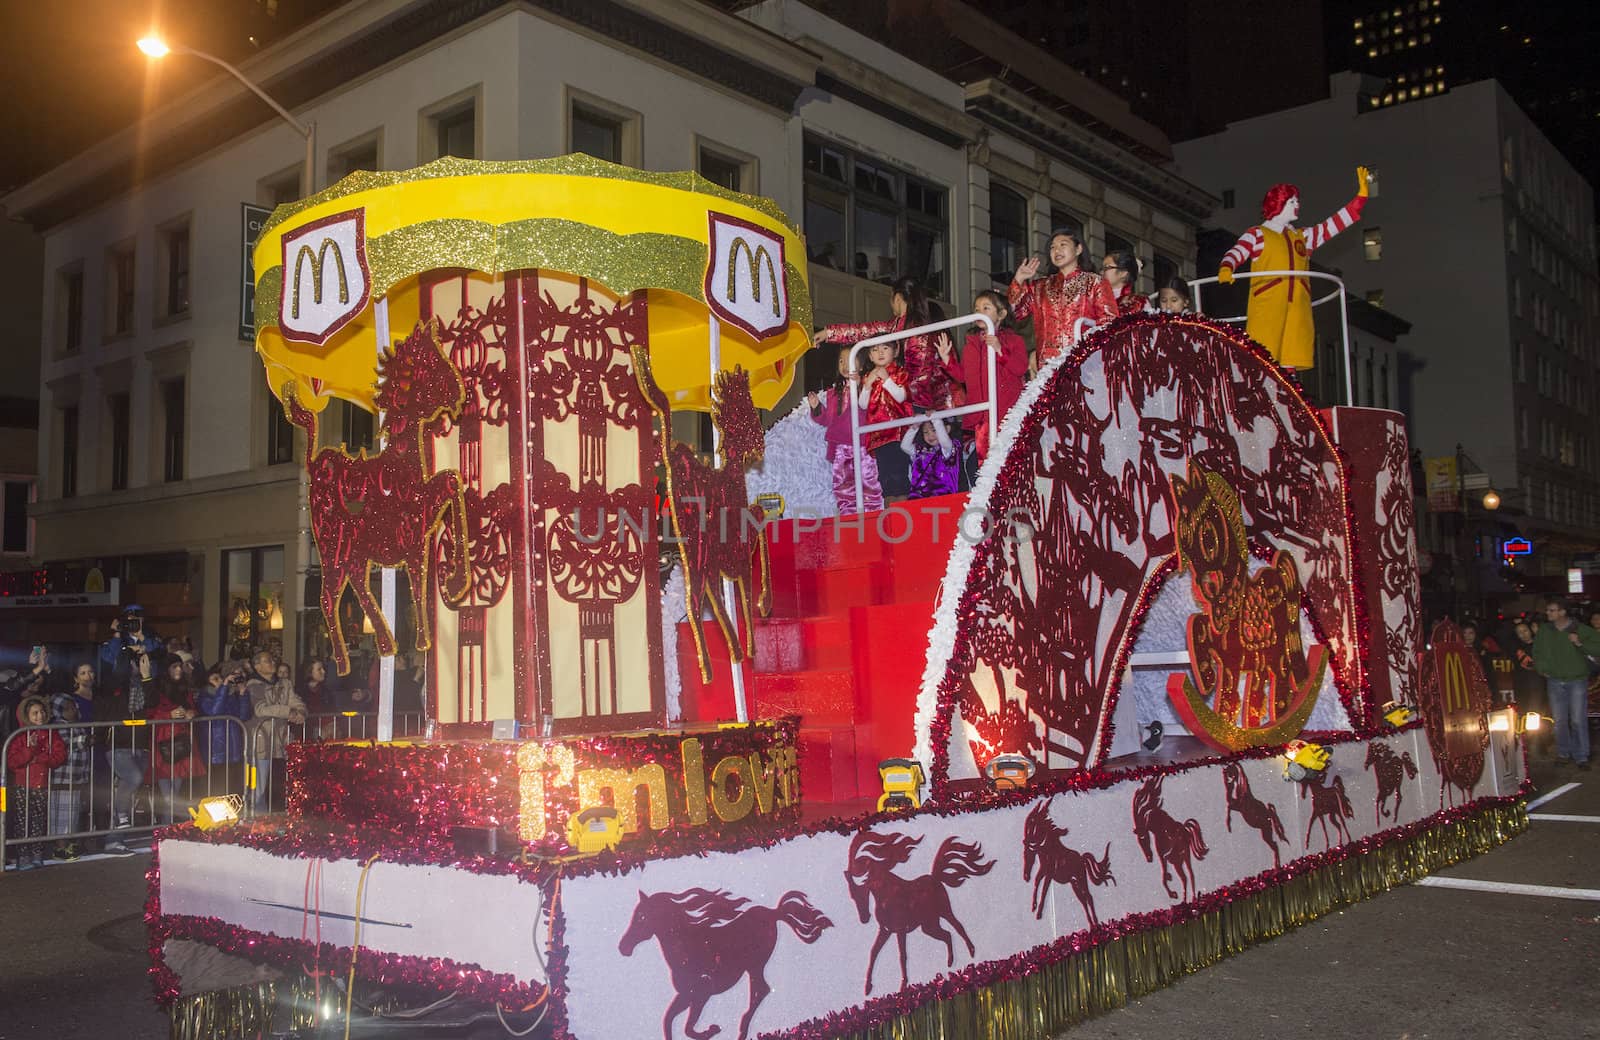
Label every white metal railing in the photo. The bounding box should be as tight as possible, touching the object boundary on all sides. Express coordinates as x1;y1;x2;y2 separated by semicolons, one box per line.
1188;269;1352;406
846;312;998;515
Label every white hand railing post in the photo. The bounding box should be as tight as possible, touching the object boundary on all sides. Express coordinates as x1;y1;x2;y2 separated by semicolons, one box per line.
1185;270;1351;405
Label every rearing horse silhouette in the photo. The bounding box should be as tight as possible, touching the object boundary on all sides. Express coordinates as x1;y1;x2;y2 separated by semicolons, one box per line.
844;830;994;995
1364;743;1417;824
1301;772;1355;850
1022;800;1115;927
284;319;470;675
1222;761;1289;867
619;887;832;1040
1131;775;1208;901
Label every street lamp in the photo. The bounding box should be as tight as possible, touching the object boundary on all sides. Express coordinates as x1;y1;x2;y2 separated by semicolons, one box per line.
1482;489;1502;511
138;32;319;680
136;34;316;195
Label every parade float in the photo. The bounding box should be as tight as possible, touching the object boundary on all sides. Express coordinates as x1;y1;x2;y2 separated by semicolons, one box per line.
148;156;1530;1040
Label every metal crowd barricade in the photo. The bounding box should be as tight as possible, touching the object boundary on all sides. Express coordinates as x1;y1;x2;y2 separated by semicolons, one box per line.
1;716;252;870
846;311;998;515
248;711;429;815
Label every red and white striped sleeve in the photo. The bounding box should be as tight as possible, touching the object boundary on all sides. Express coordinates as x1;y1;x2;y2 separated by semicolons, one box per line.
1302;195;1367;253
1219;227;1265;272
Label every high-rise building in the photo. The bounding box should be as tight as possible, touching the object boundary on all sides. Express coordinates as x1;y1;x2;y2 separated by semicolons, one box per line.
1178;72;1600;597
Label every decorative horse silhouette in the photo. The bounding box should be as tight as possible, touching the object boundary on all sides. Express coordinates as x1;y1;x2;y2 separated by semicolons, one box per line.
1131;775;1208;901
284;319;470;675
1022;800;1115;927
1364;743;1418;824
844;830;994;995
1222;761;1288;866
633;349;771;682
618;887;832;1040
1301;772;1355;850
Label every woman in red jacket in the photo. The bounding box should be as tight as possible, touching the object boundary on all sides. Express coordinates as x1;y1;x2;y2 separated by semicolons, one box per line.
7;695;66;870
149;658;206;824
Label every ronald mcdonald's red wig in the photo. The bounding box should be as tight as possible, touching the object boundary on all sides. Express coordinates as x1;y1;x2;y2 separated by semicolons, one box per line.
1261;183;1299;221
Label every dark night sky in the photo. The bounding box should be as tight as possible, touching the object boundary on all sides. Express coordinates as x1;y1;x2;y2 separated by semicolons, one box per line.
0;0;338;192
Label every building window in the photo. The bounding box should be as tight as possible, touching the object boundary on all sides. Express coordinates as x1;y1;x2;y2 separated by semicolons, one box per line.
697;142;755;193
220;545;286;661
1103;229;1135;268
108;244;136;335
989;184;1029;285
161;378;185;482
160;221;191;318
267;390;295;466
328;133;381;183
1153;254;1179;292
801;134;949;299
571;104;622;162
259;167;303;207
60;406;78;498
340;401;375;453
109;392;131;491
2;479;33;555
1365;289;1385;308
1362;227;1383;261
424;95;477;161
58;266;84;354
1047;207;1083;250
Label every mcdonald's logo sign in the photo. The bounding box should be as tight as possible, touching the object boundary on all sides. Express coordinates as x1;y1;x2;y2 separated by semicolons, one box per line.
279;209;370;346
705;211;788;341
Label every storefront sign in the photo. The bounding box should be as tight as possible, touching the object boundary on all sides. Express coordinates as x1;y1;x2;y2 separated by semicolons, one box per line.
0;578;121;609
239;203;272;341
1423;455;1459;512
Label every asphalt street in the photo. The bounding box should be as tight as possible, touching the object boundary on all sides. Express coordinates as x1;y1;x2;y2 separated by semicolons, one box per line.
0;761;1594;1040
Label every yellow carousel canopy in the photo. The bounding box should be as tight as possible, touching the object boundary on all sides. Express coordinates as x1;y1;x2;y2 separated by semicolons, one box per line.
252;153;812;413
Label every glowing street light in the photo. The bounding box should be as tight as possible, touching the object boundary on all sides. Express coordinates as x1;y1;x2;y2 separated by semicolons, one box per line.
136;35;171;58
1482;489;1502;510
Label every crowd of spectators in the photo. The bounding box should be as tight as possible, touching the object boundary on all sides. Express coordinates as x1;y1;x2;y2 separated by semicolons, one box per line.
0;604;402;869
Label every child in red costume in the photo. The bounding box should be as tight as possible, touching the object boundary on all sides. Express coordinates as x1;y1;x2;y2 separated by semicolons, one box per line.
808;345;884;515
938;290;1029;460
7;696;66;869
815;278;953;412
1010;229;1117;368
1101;249;1148;314
858;341;912;499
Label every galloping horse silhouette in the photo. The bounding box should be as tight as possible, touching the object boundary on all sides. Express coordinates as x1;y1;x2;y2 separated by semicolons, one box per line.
619;887;832;1040
1022;800;1115;927
284;320;469;675
1301;772;1355;850
633;349;771;681
1222;761;1289;867
1131;775;1209;901
1365;743;1418;824
844;830;994;995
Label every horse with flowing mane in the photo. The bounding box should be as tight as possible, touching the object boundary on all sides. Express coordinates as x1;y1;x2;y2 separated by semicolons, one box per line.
1301;772;1355;850
619;886;832;1040
284;319;470;675
844;830;994;995
1022;800;1115;927
633;349;771;682
1222;761;1288;866
1131;775;1208;901
1365;742;1418;824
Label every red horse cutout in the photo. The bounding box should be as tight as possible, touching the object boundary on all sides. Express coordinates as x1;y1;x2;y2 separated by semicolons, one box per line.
284;319;470;675
1301;772;1355;850
1364;743;1418;824
1222;761;1288;867
618;887;832;1040
634;349;772;682
844;830;994;995
1022;800;1115;927
1131;775;1208;901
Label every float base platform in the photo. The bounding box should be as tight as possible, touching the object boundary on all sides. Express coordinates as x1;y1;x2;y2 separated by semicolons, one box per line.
151;726;1529;1040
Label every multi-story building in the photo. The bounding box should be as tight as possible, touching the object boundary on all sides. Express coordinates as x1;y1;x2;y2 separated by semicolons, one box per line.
1177;71;1600;600
5;0;1211;665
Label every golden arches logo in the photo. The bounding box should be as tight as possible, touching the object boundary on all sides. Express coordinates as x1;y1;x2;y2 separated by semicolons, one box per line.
726;237;782;318
291;238;351;318
1442;652;1471;713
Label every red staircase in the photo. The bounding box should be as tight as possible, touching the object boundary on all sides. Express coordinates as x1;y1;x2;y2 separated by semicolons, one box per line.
676;494;964;804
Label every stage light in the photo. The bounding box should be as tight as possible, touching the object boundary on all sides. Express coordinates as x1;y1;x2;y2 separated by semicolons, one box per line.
1382;701;1419;727
1523;711;1543;732
188;794;244;831
566;806;623;855
1488;711;1512;733
983;753;1036;792
877;758;924;812
1281;740;1331;783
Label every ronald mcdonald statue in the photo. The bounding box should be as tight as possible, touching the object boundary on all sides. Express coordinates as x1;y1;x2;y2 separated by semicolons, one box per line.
1218;166;1371;370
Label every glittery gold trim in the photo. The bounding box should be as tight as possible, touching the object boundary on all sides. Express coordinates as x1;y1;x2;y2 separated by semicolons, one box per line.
255;217;813;335
167;978;317;1040
260;154;799;238
827;802;1527;1040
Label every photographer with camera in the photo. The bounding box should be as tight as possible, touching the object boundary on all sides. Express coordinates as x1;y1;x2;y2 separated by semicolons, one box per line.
198;665;252;803
98;605;163;689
